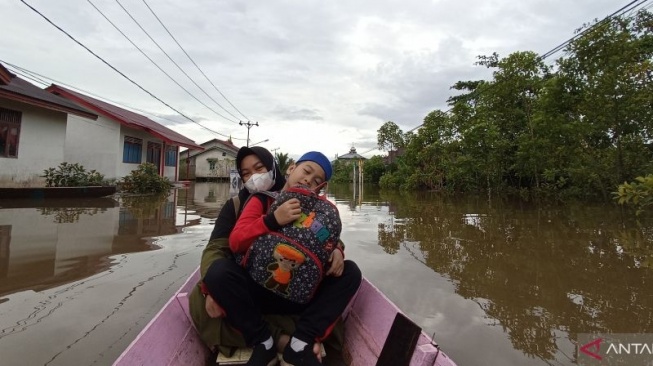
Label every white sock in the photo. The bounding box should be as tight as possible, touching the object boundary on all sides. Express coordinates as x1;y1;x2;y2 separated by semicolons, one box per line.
290;337;308;352
261;336;273;350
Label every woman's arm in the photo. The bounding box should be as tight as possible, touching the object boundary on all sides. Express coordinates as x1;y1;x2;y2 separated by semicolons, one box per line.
209;198;237;241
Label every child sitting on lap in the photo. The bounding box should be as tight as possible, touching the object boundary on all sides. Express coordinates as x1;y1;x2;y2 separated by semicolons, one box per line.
204;151;362;366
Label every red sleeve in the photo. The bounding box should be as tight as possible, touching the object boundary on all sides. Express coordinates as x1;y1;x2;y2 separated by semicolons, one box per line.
229;196;271;253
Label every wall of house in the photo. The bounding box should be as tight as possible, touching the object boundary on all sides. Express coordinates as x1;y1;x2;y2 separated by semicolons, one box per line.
0;98;67;187
194;148;236;179
65;114;120;180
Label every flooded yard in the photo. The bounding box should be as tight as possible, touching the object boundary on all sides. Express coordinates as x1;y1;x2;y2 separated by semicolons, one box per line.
0;182;652;365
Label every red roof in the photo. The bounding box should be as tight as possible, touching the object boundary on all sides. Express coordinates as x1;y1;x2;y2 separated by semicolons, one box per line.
0;64;97;119
47;84;203;151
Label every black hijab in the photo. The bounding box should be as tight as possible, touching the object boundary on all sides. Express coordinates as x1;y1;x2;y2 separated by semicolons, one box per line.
235;146;286;191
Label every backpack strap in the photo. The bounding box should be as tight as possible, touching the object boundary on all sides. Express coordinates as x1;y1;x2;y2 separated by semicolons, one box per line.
240;191;276;215
233;190;275;217
232;195;241;217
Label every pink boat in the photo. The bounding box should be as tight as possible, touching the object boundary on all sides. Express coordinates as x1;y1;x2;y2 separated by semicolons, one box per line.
113;267;457;366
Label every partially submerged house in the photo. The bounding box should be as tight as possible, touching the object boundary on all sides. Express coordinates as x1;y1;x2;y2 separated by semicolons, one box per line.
181;138;239;180
0;63;98;186
336;146;367;182
47;85;203;182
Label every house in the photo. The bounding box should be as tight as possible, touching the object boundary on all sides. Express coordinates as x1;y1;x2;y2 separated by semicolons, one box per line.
0;63;98;187
47;84;203;182
336;146;367;182
181;138;240;180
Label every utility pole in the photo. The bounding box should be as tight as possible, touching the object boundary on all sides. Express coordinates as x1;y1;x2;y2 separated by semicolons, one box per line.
239;120;259;147
271;147;280;163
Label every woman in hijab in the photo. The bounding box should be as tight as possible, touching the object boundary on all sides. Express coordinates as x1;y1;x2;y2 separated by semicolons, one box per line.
189;146;346;364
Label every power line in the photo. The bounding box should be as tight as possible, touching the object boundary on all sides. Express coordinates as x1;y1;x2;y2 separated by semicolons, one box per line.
3;58;246;140
539;0;649;60
113;0;242;122
12;2;244;141
141;0;251;121
87;0;237;124
19;0;196;128
402;0;651;134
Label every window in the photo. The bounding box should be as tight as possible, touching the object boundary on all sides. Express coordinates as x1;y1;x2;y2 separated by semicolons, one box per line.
123;136;142;163
0;108;21;158
207;158;217;170
147;142;161;167
165;146;177;166
222;152;226;157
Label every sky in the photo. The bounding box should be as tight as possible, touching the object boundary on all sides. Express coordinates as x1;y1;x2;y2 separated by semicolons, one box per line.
0;0;629;160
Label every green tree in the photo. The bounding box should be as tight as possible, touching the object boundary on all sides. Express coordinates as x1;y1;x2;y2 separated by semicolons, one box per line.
377;121;405;152
555;11;653;200
275;152;294;174
363;155;386;184
614;175;653;215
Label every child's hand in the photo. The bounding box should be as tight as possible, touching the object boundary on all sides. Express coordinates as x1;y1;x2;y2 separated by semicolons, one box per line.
326;248;344;277
274;198;302;225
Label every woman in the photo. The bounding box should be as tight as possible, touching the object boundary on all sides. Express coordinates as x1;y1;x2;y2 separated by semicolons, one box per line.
188;146;345;364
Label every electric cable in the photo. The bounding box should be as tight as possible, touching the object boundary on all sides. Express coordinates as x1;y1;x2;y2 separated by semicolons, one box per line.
114;0;242;122
140;0;251;121
87;0;238;124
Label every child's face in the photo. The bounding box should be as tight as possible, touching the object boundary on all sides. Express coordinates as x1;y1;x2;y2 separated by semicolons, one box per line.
286;161;326;190
240;154;268;182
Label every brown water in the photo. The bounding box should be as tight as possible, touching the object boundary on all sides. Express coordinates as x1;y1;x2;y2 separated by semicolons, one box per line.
0;182;652;366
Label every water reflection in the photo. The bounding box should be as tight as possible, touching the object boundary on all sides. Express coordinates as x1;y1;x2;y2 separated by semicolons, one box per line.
0;192;189;298
337;187;653;364
177;182;232;220
329;182;382;211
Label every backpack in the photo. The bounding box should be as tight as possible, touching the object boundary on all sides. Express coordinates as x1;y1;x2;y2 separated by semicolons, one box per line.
239;185;341;304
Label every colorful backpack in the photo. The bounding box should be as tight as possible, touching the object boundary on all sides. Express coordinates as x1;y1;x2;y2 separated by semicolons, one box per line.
240;185;341;304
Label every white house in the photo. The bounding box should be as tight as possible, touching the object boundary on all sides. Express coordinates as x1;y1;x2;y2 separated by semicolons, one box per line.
0;63;98;187
46;84;203;181
46;84;204;182
182;138;239;180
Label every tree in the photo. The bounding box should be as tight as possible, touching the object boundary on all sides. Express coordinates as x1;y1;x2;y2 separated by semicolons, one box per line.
614;175;653;215
363;155;386;184
377;121;405;152
554;11;653;200
275;152;294;174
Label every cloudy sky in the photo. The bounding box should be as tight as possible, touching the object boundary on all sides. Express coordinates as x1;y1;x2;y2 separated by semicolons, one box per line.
0;0;626;160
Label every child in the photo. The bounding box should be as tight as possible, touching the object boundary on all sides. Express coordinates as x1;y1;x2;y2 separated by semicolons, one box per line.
204;151;362;366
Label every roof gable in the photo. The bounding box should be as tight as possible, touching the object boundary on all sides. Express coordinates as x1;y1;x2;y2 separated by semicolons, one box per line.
0;64;97;119
47;84;203;151
200;138;240;153
338;146;367;160
186;144;238;159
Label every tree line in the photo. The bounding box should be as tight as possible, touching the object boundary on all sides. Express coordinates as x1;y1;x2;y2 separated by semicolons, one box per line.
373;11;652;203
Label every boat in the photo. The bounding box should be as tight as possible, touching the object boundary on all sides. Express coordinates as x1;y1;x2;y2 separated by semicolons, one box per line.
113;267;458;366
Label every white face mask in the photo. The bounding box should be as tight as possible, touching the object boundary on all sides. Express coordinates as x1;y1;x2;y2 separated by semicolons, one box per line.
244;170;275;193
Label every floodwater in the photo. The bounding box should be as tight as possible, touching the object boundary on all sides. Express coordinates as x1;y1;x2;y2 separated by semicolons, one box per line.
0;182;652;366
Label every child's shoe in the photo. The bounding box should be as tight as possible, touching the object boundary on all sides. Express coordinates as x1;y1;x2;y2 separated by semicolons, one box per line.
281;343;322;366
246;343;278;366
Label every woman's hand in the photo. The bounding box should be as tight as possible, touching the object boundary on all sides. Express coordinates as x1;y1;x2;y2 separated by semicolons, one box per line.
205;294;225;318
326;248;344;277
273;198;302;225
